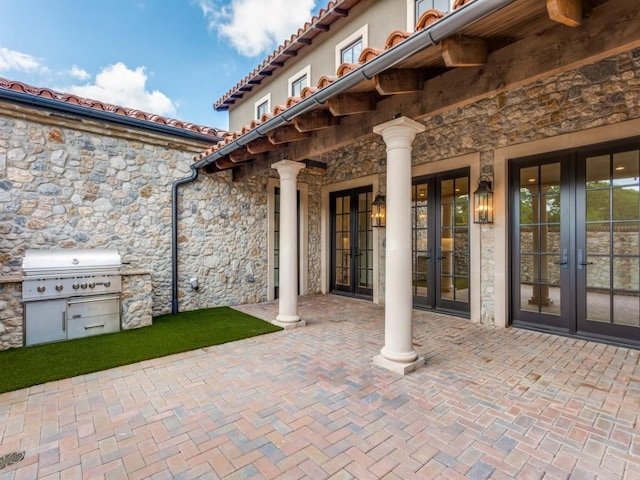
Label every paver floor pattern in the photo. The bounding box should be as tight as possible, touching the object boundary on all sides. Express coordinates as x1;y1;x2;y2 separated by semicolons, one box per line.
0;294;638;479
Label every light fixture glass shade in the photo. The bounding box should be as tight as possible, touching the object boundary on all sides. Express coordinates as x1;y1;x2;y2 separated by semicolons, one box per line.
371;193;386;228
474;178;494;224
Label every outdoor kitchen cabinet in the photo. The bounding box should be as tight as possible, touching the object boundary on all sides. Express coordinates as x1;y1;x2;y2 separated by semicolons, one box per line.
24;299;67;346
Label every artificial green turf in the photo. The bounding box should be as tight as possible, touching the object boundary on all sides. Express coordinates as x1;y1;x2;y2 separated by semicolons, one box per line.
0;307;282;394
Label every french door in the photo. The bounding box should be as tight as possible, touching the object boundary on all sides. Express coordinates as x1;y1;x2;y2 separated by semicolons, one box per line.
412;169;470;315
511;139;640;344
330;187;373;297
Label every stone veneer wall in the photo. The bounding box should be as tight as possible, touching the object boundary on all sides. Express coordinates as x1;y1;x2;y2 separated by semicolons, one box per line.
318;48;640;325
0;105;280;348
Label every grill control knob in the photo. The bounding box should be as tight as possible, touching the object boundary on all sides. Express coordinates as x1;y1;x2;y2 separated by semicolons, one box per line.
88;282;96;289
80;283;88;289
104;281;111;287
55;285;63;291
37;286;46;293
73;283;80;289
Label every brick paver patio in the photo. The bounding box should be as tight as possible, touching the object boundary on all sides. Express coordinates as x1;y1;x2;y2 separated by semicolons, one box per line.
0;294;638;479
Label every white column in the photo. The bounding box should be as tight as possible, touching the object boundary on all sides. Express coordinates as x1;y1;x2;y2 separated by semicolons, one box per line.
373;117;425;375
272;159;305;327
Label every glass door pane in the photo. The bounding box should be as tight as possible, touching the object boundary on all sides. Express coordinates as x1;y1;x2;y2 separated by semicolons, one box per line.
412;182;429;305
579;148;640;334
334;194;351;290
330;187;373;297
357;191;374;293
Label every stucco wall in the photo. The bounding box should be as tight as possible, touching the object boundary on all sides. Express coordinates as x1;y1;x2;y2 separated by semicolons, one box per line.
228;0;406;130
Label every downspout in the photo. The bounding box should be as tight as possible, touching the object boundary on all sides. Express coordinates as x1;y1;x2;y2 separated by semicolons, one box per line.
171;165;199;314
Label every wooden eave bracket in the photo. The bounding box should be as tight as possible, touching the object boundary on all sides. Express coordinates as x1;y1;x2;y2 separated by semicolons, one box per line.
246;137;280;154
267;125;311;144
375;69;424;95
441;35;489;67
328;92;377;116
547;0;582;27
229;148;255;163
294;109;339;132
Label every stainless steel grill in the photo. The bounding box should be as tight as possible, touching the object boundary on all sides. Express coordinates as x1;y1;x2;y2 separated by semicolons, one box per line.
22;249;122;346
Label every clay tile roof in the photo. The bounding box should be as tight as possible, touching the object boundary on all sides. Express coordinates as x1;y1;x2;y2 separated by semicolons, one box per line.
317;76;337;89
416;9;446;30
359;47;384;63
214;0;363;111
0;77;223;138
336;63;359;77
384;30;412;49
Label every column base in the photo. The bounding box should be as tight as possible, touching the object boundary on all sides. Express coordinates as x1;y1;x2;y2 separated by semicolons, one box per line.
273;316;306;329
373;354;424;375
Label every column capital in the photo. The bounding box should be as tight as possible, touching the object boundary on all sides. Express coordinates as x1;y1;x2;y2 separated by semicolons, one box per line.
373;116;425;140
271;159;306;179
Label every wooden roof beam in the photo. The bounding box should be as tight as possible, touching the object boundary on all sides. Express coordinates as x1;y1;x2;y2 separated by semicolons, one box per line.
375;69;424;95
441;35;489;67
268;125;311;144
229;148;255;163
328;92;377;116
245;137;279;154
215;156;236;170
294;109;339;132
547;0;582;27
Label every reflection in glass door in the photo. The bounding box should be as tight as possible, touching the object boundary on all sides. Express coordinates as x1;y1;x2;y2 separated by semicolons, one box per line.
513;159;569;330
330;187;373;297
578;147;640;340
511;139;640;345
412;170;470;314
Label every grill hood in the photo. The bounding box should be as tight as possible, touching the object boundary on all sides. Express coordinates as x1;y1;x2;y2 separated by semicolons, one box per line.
22;249;122;276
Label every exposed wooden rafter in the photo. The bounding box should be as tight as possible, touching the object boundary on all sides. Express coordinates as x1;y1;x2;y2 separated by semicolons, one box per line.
246;137;279;154
215;157;236;170
229;148;255;163
547;0;582;27
294;109;339;132
268;125;311;144
328;92;377;116
375;69;424;95
441;35;489;67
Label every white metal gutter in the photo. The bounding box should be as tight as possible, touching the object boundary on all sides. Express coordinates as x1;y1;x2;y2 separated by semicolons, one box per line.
194;0;519;169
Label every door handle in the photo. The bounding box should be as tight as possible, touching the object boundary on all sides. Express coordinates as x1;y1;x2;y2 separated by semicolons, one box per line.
553;249;569;269
577;249;594;270
436;247;442;262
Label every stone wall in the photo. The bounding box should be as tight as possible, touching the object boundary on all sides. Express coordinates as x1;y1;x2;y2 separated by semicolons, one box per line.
316;47;640;324
0;105;282;348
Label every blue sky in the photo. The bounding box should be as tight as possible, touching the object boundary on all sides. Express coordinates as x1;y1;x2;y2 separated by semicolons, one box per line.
0;0;320;131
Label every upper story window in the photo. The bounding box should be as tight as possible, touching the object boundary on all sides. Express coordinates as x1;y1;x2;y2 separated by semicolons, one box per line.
288;65;311;98
335;25;368;70
415;0;450;23
341;38;363;64
254;92;271;120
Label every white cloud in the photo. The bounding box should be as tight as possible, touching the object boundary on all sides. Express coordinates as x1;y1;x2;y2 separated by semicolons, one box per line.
198;0;316;57
69;65;91;81
68;62;176;116
0;46;43;74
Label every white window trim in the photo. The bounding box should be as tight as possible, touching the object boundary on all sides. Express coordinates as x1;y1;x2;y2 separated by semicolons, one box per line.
254;92;271;120
287;65;311;97
335;24;368;71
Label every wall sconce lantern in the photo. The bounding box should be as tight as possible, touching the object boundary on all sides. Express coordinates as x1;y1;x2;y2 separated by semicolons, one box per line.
371;193;386;228
474;176;494;224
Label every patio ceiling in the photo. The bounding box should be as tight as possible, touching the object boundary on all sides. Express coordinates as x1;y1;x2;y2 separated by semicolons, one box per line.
195;0;625;178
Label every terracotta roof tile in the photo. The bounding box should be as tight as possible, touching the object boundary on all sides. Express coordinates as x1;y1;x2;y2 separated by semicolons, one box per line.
202;3;470;167
0;77;222;137
214;0;363;110
416;9;446;30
